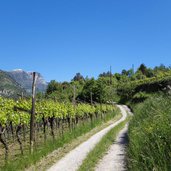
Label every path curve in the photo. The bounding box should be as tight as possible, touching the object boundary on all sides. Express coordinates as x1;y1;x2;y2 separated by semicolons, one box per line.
95;105;132;171
48;105;127;171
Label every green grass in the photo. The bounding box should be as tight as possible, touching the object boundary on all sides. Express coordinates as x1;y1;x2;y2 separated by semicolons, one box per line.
127;94;171;171
0;109;119;171
78;117;130;171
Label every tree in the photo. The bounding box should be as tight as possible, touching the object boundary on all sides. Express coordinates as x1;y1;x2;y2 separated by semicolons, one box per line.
46;80;62;95
138;64;148;75
146;68;154;77
94;79;107;103
137;64;164;78
72;73;84;81
99;71;111;77
134;70;146;80
121;69;128;76
78;78;108;103
62;81;70;90
78;78;96;103
154;64;169;72
114;73;121;81
137;64;154;78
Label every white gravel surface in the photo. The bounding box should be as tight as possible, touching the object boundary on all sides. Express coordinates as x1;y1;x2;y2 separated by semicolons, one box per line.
95;123;128;171
48;105;128;171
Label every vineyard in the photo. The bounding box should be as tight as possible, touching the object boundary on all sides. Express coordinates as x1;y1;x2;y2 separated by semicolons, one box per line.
117;71;171;102
0;96;117;170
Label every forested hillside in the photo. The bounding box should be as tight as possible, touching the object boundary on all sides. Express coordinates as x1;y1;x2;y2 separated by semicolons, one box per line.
45;64;171;104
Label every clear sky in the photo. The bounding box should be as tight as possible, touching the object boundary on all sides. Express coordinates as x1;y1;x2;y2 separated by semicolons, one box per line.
0;0;171;82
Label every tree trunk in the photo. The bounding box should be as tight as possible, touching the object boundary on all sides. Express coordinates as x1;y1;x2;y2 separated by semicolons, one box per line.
76;116;79;125
0;125;8;161
57;118;60;128
67;117;71;130
90;114;93;124
49;117;55;140
22;124;26;142
16;124;23;155
71;118;75;129
42;117;47;142
61;119;64;136
95;112;98;119
5;124;10;139
10;121;15;141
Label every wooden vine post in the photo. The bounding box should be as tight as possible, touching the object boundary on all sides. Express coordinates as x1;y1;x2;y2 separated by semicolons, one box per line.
90;91;93;122
73;85;78;125
30;72;37;153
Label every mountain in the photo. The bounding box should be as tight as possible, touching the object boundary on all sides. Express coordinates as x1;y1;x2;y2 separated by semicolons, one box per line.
8;69;48;93
0;70;26;98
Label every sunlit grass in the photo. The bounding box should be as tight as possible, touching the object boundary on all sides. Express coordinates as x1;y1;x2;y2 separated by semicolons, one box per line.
127;94;171;171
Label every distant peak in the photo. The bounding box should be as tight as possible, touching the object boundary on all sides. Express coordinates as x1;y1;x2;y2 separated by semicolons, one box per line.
13;69;23;72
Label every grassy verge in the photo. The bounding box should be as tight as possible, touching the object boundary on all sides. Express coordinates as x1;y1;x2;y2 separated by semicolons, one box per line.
127;94;171;171
78;116;131;171
1;109;120;171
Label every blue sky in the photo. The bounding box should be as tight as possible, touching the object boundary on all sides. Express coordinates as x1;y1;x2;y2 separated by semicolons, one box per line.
0;0;171;82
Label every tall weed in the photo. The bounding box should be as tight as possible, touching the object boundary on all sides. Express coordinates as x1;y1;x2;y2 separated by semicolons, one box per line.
127;94;171;171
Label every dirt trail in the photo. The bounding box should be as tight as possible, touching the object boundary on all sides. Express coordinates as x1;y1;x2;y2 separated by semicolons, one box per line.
48;105;128;171
95;123;128;171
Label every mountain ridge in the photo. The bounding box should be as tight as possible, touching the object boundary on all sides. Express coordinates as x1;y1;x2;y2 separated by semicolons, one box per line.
0;69;47;98
0;70;26;98
8;69;48;93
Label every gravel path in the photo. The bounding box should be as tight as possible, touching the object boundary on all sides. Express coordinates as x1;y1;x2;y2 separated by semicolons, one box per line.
95;124;128;171
48;105;128;171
